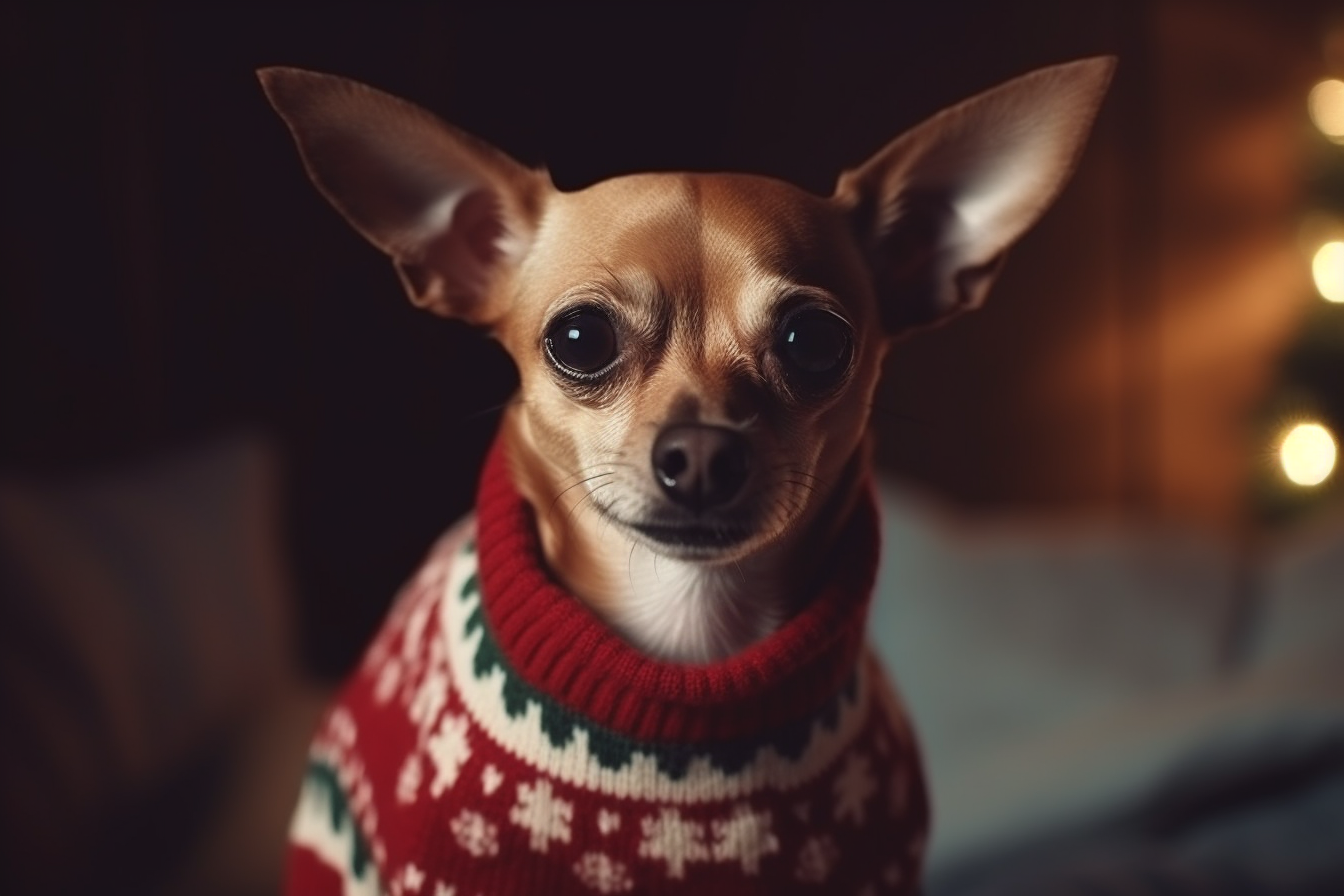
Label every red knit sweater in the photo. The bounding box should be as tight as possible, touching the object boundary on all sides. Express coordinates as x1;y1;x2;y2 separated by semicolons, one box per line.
285;439;927;895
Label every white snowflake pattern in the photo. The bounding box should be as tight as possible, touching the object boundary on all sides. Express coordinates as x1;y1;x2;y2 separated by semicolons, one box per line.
794;835;840;884
710;805;779;875
509;779;573;853
481;764;504;796
638;808;709;879
408;663;450;735
401;595;436;660
597;809;622;835
349;775;373;816
329;707;357;747
434;884;455;896
396;754;423;804
450;809;500;858
374;659;403;704
833;751;878;826
426;713;471;797
401;863;425;892
573;852;635;893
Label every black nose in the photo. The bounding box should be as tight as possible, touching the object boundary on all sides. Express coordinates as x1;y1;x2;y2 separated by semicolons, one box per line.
651;424;750;512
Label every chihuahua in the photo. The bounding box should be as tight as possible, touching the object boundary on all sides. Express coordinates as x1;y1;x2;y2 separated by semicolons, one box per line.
264;58;1112;896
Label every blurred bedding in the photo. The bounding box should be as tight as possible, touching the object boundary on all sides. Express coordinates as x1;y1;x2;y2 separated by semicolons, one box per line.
871;481;1344;895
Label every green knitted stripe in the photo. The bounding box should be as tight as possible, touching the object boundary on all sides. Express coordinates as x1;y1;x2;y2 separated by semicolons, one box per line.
459;564;857;780
305;760;374;879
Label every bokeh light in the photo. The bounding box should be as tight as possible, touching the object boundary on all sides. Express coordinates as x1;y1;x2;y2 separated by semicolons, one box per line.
1313;241;1344;302
1309;79;1344;142
1279;422;1338;486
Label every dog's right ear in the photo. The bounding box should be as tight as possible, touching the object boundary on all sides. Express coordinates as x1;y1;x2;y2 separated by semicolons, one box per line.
258;67;549;325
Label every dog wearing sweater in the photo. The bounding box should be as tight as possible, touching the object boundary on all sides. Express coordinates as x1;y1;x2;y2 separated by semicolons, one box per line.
261;57;1113;895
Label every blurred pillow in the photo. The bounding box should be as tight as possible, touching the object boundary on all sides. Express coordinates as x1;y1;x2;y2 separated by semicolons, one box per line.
870;480;1240;766
868;480;1344;890
868;480;1240;873
0;434;295;889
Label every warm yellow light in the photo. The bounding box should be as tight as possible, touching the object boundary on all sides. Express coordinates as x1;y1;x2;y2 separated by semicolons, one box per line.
1280;422;1337;487
1310;79;1344;142
1314;241;1344;302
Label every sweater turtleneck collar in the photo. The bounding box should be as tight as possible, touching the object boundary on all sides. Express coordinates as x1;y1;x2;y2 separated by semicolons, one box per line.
472;435;882;745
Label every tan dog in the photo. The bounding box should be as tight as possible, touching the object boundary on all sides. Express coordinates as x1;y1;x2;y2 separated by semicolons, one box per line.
264;59;1112;895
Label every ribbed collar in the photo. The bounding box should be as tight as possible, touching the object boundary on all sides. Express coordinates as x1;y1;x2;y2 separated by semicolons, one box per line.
473;435;881;744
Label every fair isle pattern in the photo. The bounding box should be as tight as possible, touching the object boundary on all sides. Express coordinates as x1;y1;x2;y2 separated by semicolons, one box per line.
441;532;875;802
284;445;928;895
289;761;382;896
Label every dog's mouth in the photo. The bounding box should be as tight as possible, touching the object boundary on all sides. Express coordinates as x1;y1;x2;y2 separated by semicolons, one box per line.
589;499;760;559
627;520;754;554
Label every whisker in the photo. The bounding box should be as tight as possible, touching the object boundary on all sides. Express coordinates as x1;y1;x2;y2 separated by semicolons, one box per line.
458;395;525;422
769;464;831;486
548;470;616;519
549;459;623;487
628;540;639;593
772;493;805;527
567;481;614;527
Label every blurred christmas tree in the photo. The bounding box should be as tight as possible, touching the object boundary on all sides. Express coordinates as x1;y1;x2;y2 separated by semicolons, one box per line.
1252;44;1344;526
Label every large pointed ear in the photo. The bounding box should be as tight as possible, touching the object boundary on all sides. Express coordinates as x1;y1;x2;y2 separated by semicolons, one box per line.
258;67;549;324
834;56;1115;332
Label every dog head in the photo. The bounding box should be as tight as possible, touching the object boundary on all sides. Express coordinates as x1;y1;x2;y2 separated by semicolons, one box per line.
261;59;1113;658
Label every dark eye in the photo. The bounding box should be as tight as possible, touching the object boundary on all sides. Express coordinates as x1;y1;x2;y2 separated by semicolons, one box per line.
775;307;854;388
544;306;619;379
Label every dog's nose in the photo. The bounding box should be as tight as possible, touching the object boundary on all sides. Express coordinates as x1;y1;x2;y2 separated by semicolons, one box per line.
651;424;749;512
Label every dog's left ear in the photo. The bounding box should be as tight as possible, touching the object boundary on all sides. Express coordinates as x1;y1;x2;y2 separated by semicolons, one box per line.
835;56;1115;332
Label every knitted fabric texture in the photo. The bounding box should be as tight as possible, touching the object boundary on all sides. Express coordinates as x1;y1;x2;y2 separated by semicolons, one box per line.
285;438;928;895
